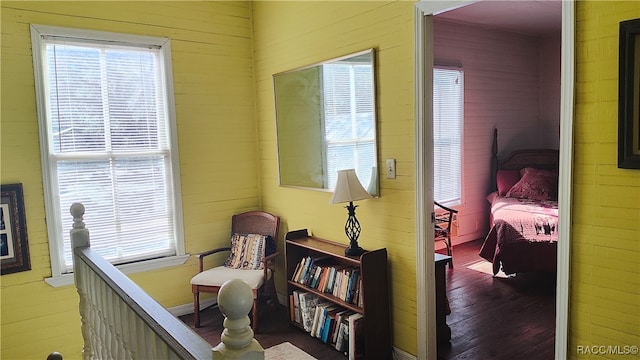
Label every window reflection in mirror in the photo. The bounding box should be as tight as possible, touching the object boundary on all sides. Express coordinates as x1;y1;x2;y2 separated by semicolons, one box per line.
273;49;378;196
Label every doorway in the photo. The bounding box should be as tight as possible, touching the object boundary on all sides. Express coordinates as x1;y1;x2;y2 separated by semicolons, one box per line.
414;1;574;359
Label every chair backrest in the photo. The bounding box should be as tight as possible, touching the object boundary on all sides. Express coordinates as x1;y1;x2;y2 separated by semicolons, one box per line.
231;211;280;240
434;201;458;233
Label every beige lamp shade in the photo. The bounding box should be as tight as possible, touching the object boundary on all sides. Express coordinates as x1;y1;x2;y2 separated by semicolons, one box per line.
330;169;373;204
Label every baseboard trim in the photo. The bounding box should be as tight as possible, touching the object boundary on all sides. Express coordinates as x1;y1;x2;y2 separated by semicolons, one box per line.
168;293;285;318
167;298;217;317
393;346;417;360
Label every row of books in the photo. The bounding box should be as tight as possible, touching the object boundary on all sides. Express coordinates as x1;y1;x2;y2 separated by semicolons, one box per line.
289;290;364;360
290;256;363;306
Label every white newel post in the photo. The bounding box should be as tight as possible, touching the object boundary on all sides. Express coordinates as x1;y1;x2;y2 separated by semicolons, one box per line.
213;279;264;360
70;203;93;360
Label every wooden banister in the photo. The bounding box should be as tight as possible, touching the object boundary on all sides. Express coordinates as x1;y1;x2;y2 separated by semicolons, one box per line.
70;203;264;360
70;203;212;360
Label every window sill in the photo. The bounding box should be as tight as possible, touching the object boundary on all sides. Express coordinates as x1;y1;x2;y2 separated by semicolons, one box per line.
44;254;190;288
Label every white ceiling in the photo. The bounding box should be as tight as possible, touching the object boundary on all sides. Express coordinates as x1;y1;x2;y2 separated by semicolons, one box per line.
436;0;562;37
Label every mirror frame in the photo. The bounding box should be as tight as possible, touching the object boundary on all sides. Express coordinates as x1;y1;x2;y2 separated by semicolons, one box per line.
272;48;379;196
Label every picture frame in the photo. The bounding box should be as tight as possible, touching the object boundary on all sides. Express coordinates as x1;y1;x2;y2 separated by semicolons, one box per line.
618;18;640;169
1;183;31;274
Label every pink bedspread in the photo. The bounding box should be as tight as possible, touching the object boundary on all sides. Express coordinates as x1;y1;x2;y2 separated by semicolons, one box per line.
479;195;558;275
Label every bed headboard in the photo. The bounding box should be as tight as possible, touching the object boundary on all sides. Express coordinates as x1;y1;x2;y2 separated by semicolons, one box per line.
499;149;559;170
489;128;559;193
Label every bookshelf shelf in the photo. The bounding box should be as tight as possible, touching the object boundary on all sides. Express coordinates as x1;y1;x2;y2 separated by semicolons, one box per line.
285;229;391;359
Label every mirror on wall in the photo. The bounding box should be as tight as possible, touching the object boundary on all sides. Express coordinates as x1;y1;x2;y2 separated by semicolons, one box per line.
273;49;379;196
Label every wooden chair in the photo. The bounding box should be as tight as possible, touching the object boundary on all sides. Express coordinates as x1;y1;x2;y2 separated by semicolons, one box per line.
434;201;458;268
190;211;280;333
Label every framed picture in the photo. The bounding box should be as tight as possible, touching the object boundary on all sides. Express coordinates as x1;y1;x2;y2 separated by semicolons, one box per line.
618;18;640;169
1;183;31;274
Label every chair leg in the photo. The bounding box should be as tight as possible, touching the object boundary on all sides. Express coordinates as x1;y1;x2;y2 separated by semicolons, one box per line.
194;292;201;328
252;297;259;333
267;277;279;310
447;238;453;269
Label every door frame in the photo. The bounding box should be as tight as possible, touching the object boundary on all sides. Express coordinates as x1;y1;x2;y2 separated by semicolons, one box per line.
413;1;574;359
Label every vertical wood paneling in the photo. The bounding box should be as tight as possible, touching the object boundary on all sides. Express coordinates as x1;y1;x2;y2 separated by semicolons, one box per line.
433;18;561;244
572;2;640;356
252;1;418;354
1;2;256;359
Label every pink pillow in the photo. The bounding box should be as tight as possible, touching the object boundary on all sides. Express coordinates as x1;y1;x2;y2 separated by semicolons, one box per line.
496;170;520;195
506;168;558;200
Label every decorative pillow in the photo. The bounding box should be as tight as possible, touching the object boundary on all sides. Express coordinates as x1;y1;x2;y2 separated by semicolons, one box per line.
506;167;558;200
496;170;521;195
224;233;267;270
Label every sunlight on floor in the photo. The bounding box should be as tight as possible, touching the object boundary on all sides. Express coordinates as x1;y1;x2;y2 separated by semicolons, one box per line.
465;260;509;278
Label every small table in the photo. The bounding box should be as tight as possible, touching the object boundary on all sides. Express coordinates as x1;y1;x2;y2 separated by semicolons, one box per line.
435;253;451;344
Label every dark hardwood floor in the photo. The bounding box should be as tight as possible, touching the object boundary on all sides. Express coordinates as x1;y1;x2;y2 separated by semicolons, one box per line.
439;239;556;360
179;299;346;359
180;239;555;360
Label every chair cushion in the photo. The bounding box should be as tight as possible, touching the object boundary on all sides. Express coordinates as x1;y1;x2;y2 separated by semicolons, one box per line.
224;233;267;270
190;266;271;289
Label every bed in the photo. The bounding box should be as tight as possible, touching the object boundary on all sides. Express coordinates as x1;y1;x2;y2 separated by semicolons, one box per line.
479;145;560;276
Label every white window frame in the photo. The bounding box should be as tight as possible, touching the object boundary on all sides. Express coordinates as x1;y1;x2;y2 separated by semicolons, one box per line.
30;24;187;287
433;66;464;207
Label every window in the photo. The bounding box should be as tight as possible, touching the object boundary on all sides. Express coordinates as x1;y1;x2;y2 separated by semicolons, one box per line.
31;25;185;282
322;61;376;190
433;67;463;206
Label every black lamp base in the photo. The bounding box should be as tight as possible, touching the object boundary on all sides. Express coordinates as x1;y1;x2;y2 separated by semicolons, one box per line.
345;244;365;257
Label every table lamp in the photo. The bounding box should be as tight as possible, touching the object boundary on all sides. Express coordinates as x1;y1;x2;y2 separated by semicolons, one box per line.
330;169;373;256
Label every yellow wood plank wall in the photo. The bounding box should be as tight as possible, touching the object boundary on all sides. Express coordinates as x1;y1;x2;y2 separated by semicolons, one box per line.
0;2;258;358
572;1;640;358
3;1;639;359
251;1;419;355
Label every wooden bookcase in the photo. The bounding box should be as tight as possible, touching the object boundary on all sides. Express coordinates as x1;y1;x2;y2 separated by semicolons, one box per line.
284;229;391;359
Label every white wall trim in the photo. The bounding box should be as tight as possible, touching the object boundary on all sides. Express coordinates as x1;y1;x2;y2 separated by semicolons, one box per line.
44;254;190;287
555;1;575;358
414;5;435;360
168;298;217;317
414;1;573;359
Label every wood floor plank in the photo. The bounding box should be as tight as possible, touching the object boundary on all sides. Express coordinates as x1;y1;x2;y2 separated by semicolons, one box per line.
180;239;556;359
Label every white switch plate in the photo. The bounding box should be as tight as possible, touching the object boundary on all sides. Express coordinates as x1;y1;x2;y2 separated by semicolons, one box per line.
386;158;396;179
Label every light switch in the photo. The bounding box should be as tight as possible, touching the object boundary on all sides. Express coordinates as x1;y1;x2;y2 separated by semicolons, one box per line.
386;158;396;179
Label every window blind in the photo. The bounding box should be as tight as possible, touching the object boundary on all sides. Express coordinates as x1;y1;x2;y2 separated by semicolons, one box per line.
323;63;376;190
42;39;177;272
433;67;463;205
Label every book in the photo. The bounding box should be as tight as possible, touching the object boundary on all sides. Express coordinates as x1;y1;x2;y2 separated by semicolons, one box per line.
299;256;312;282
310;265;322;288
331;310;352;345
298;292;320;332
346;269;360;303
317;267;329;291
292;289;302;324
289;294;295;322
333;269;344;298
348;313;365;360
325;266;336;293
339;268;352;300
296;256;311;284
317;304;337;339
355;277;363;307
335;317;349;352
321;306;341;343
303;263;317;286
291;259;303;282
311;301;331;337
